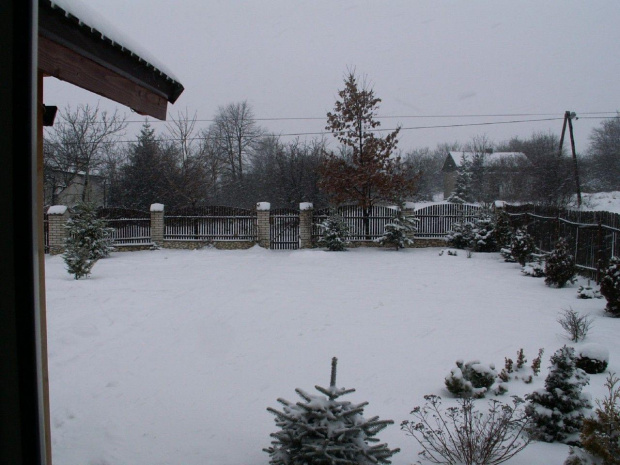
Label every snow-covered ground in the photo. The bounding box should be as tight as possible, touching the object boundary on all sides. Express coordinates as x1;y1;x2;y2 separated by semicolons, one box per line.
579;191;620;214
45;246;619;465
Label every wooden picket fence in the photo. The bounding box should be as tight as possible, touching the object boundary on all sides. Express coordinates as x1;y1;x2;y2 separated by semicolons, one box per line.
97;207;151;245
164;206;257;241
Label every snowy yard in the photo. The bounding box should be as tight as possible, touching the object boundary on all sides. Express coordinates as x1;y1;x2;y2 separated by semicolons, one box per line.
45;246;619;465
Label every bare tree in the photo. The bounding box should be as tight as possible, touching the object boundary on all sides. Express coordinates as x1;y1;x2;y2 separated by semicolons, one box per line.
586;114;620;191
210;101;263;183
44;104;126;205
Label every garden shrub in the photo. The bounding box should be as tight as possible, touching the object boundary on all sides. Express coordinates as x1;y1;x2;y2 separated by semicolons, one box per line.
446;211;498;252
545;238;577;288
499;348;544;385
525;345;591;444
509;228;537;266
558;308;594;342
577;282;602;299
445;359;497;398
576;344;609;375
522;260;546;278
600;257;620;317
317;215;350;251
580;372;620;464
265;357;399;465
63;202;114;279
375;210;418;250
401;395;532;465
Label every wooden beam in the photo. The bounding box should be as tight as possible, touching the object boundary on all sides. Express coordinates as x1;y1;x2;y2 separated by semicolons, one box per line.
38;35;168;120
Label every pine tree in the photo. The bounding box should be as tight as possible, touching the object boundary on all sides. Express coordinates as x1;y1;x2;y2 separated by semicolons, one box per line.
375;207;418;250
545;238;577;288
600;257;620;317
494;210;513;250
525;346;591;443
317;215;350;251
265;357;400;465
63;202;114;279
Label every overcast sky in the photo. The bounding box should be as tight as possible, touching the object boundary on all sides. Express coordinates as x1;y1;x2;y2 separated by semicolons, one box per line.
44;0;620;154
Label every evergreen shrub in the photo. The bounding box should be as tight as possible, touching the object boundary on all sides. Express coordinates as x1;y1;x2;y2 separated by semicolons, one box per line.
525;346;591;444
445;360;497;398
545;238;577;288
317;215;350;251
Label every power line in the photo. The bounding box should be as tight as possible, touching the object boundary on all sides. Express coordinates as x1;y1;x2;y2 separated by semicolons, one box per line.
45;116;575;146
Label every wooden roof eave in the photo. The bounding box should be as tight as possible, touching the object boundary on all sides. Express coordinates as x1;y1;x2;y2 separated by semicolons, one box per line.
38;1;184;120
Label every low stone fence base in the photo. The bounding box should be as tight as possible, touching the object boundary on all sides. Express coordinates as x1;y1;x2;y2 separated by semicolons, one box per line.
161;240;256;250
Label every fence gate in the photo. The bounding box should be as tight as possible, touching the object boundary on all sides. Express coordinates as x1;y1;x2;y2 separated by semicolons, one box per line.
270;208;300;250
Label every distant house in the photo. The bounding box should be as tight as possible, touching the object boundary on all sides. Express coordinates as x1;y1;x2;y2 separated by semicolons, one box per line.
44;169;106;207
441;151;528;201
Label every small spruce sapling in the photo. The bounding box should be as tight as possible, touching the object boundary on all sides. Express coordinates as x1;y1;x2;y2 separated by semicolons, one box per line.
525;346;591;444
510;228;537;266
265;357;400;465
317;215;350;251
63;202;114;279
375;206;418;250
545;238;577;288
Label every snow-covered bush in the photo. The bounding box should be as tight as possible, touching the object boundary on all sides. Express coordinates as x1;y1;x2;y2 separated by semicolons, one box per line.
375;212;418;250
401;395;532;465
445;360;497;398
63;202;114;280
545;238;577;288
577;282;602;299
509;228;537;266
446;220;474;249
317;215;350;251
580;372;620;464
525;345;592;444
264;357;399;465
446;212;498;252
576;344;609;375
522;260;546;278
558;308;593;342
600;257;620;317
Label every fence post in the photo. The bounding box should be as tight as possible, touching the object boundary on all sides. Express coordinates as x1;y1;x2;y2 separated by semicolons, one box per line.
403;201;416;243
256;202;271;248
299;202;313;248
47;205;69;255
150;203;164;246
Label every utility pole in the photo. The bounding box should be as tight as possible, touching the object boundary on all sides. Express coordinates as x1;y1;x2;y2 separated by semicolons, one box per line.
558;110;582;208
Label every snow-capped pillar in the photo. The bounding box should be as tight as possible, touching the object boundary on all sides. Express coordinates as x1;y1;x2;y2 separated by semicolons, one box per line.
299;202;314;249
403;202;416;242
256;202;271;249
47;205;69;255
150;203;165;246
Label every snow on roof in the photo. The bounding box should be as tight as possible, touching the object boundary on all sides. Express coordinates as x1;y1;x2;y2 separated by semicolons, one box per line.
49;0;181;84
448;151;526;167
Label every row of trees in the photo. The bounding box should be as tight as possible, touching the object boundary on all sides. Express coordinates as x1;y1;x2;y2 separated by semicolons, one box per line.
44;73;620;211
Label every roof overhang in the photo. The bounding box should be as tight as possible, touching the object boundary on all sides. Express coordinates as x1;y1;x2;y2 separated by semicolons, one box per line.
38;0;184;120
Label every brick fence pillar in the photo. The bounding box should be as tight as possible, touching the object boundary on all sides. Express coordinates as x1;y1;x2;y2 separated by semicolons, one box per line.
150;203;164;246
403;201;417;244
47;205;69;255
256;202;271;248
299;202;313;248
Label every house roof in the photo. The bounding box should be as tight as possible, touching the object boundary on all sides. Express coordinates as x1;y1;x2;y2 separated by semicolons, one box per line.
443;151;527;171
38;0;184;120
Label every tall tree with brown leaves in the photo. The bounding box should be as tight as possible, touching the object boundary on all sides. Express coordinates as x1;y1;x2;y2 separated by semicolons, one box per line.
320;71;417;238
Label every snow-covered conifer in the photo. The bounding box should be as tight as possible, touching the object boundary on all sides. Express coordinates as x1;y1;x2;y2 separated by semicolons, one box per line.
545;238;577;288
63;202;114;279
375;208;418;250
510;228;537;266
265;357;400;465
600;257;620;317
525;346;591;443
448;155;473;203
317;215;350;251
